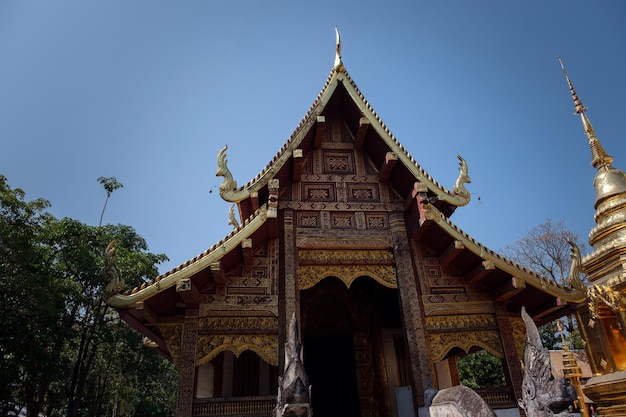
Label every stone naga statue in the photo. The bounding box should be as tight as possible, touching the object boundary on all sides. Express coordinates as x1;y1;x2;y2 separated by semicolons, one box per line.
274;313;312;417
518;307;568;417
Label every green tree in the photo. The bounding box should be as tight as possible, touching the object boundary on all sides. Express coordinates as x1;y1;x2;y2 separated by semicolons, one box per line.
457;350;506;388
1;175;177;417
97;176;123;226
0;175;76;417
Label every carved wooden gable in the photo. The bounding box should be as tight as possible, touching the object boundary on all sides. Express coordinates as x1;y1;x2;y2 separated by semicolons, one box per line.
282;104;404;290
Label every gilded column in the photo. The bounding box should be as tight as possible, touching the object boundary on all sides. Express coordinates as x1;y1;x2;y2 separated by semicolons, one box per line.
495;303;523;403
389;211;433;407
175;309;199;417
279;209;297;371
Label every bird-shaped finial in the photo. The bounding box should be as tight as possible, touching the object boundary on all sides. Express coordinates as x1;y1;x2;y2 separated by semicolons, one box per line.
333;27;345;73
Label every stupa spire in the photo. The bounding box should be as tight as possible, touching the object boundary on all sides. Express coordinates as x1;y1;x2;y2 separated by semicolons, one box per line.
558;56;613;171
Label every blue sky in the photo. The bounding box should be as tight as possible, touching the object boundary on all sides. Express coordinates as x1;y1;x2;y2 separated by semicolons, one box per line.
1;1;625;274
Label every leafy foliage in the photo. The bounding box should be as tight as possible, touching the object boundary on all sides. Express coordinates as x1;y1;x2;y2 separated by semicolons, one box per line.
457;350;506;388
0;175;177;417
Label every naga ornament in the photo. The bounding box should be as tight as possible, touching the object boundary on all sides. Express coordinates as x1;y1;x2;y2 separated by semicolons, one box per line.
453;155;471;197
216;145;238;195
518;307;568;417
102;239;125;300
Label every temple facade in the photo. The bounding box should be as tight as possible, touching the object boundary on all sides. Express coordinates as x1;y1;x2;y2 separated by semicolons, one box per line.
105;36;590;417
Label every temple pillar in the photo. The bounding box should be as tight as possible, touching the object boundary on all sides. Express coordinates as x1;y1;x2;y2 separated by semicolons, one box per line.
175;309;199;417
390;211;433;407
495;303;523;403
279;209;297;372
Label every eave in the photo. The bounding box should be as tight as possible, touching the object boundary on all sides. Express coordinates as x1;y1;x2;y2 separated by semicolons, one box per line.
106;204;272;310
409;198;586;324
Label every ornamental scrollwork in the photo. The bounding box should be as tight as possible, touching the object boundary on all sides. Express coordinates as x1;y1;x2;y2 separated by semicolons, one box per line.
425;314;496;330
429;330;503;363
159;324;183;366
299;265;396;290
198;316;278;332
196;334;278;366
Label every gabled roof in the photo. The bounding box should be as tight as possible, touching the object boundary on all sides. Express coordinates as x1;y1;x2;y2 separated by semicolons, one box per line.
106;44;587;351
216;67;472;221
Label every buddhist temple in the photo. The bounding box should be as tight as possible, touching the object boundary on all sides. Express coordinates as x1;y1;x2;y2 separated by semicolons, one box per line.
104;32;591;417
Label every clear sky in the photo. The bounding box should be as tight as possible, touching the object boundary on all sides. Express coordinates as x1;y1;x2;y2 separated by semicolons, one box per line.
1;1;624;274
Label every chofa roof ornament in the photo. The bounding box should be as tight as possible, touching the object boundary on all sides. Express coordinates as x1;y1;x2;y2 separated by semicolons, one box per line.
333;27;344;73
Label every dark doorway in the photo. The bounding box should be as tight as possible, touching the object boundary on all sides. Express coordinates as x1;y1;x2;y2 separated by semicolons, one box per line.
304;332;360;417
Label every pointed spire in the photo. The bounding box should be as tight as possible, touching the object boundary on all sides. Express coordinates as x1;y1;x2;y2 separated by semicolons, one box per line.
333;27;345;73
558;56;613;171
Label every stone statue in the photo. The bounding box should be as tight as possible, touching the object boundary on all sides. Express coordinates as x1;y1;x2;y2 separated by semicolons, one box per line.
518;307;574;416
274;313;312;417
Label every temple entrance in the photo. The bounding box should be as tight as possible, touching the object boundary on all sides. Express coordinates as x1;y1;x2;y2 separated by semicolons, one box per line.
301;277;405;417
304;332;360;417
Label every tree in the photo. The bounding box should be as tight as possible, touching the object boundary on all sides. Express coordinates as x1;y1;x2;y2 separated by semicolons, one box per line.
457;350;506;388
1;175;177;417
97;176;123;226
503;218;588;349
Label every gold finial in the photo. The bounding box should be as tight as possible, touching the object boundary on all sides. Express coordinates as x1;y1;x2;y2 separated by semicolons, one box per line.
558;56;586;115
333;27;345;73
558;56;613;171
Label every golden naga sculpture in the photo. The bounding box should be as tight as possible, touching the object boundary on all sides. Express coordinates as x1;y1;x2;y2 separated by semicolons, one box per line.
102;239;125;300
228;204;239;229
566;240;587;292
216;145;237;193
452;154;471;198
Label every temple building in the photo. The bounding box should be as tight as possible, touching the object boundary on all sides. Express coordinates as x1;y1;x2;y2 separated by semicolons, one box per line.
104;34;594;417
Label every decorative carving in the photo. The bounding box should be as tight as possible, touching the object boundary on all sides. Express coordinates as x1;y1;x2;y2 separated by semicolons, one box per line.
298;212;319;228
217;145;237;194
567;240;587;291
323;151;354;173
588;284;624;322
510;316;526;359
330;213;355;229
274;313;312;417
518;306;567;417
102;239;125;300
196;334;278;367
453;155;471;197
198;316;278;332
177;316;199;417
299;249;393;264
228;204;239;229
200;296;279;316
347;183;378;202
425;314;496;330
424;301;495;316
429;330;503;362
303;183;334;202
159;324;183;366
299;264;397;290
365;214;387;229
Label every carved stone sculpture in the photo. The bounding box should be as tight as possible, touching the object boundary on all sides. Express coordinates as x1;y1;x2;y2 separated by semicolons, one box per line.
274;313;312;417
518;307;574;416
